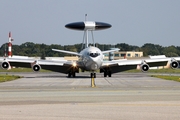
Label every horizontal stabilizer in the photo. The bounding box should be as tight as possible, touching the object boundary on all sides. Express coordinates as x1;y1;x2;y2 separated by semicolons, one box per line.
52;49;81;56
102;48;120;54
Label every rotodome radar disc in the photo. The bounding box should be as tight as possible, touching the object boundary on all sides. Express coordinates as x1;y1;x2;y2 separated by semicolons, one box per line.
65;21;112;31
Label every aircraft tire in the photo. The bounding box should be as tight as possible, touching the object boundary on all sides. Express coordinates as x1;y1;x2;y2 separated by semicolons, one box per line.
72;72;76;78
91;73;93;78
68;73;71;78
94;73;96;78
90;73;96;78
108;71;112;77
104;72;107;77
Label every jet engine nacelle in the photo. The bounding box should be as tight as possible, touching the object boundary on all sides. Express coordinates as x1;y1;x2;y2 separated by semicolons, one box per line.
1;61;10;69
140;63;149;72
32;64;41;72
170;61;179;69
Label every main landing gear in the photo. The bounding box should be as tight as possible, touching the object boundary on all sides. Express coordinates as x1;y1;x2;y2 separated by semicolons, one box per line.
68;69;77;78
68;67;79;78
104;71;112;77
100;68;112;77
90;72;96;88
68;72;76;78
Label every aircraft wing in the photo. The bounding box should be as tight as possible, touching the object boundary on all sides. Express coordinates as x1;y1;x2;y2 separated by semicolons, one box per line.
101;57;180;73
0;57;78;74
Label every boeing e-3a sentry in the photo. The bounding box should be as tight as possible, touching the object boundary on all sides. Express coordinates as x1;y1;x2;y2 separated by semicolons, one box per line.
1;19;180;87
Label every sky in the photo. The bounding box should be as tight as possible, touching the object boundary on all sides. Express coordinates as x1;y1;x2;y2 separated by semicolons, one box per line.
0;0;180;47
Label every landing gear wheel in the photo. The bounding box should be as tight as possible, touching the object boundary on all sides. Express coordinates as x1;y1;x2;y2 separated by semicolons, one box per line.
104;71;107;77
68;72;76;78
104;71;111;77
72;72;76;78
108;71;111;77
90;73;96;78
91;73;93;78
68;73;71;78
94;73;96;78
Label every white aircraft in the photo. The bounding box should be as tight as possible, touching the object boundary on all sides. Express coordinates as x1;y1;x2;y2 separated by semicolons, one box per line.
1;20;180;87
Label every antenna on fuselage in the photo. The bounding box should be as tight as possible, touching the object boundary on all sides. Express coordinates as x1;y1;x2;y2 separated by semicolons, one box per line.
85;14;87;21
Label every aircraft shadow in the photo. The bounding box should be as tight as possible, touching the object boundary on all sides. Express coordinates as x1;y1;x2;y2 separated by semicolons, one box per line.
24;75;90;78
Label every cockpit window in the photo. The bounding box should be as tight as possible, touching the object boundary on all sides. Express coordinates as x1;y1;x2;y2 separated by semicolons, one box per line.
89;52;100;57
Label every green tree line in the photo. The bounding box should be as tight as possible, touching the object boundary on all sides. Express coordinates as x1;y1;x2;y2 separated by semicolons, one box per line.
0;42;180;58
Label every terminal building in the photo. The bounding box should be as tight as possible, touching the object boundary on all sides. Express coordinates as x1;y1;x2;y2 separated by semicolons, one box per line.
103;51;143;61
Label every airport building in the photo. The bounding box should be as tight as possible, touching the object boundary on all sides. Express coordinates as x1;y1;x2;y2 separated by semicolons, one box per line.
103;51;143;61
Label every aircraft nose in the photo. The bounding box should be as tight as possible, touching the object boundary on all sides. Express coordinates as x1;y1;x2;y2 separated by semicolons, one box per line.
91;63;98;70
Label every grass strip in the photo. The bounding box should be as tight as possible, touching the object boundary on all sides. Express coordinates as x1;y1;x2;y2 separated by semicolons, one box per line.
0;74;22;82
151;75;180;82
0;68;50;72
126;68;180;73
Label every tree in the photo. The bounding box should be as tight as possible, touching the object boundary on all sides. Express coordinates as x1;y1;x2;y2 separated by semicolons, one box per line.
1;42;180;57
141;43;162;56
162;46;178;57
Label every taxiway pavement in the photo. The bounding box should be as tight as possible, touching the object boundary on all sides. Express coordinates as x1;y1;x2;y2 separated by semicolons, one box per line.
0;72;180;120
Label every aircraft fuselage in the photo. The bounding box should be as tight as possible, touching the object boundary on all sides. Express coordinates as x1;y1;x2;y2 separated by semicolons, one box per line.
79;46;103;71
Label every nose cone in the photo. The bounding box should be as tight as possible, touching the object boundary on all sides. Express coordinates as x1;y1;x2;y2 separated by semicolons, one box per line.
65;21;111;31
91;63;98;70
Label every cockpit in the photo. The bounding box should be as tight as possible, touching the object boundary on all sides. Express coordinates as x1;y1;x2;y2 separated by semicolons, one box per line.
88;52;100;58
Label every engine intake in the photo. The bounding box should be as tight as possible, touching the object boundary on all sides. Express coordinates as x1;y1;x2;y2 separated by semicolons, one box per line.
140;64;149;72
1;62;10;69
170;61;179;69
32;64;41;72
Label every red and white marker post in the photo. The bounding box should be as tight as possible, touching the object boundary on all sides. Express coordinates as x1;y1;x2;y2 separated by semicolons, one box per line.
8;32;13;58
